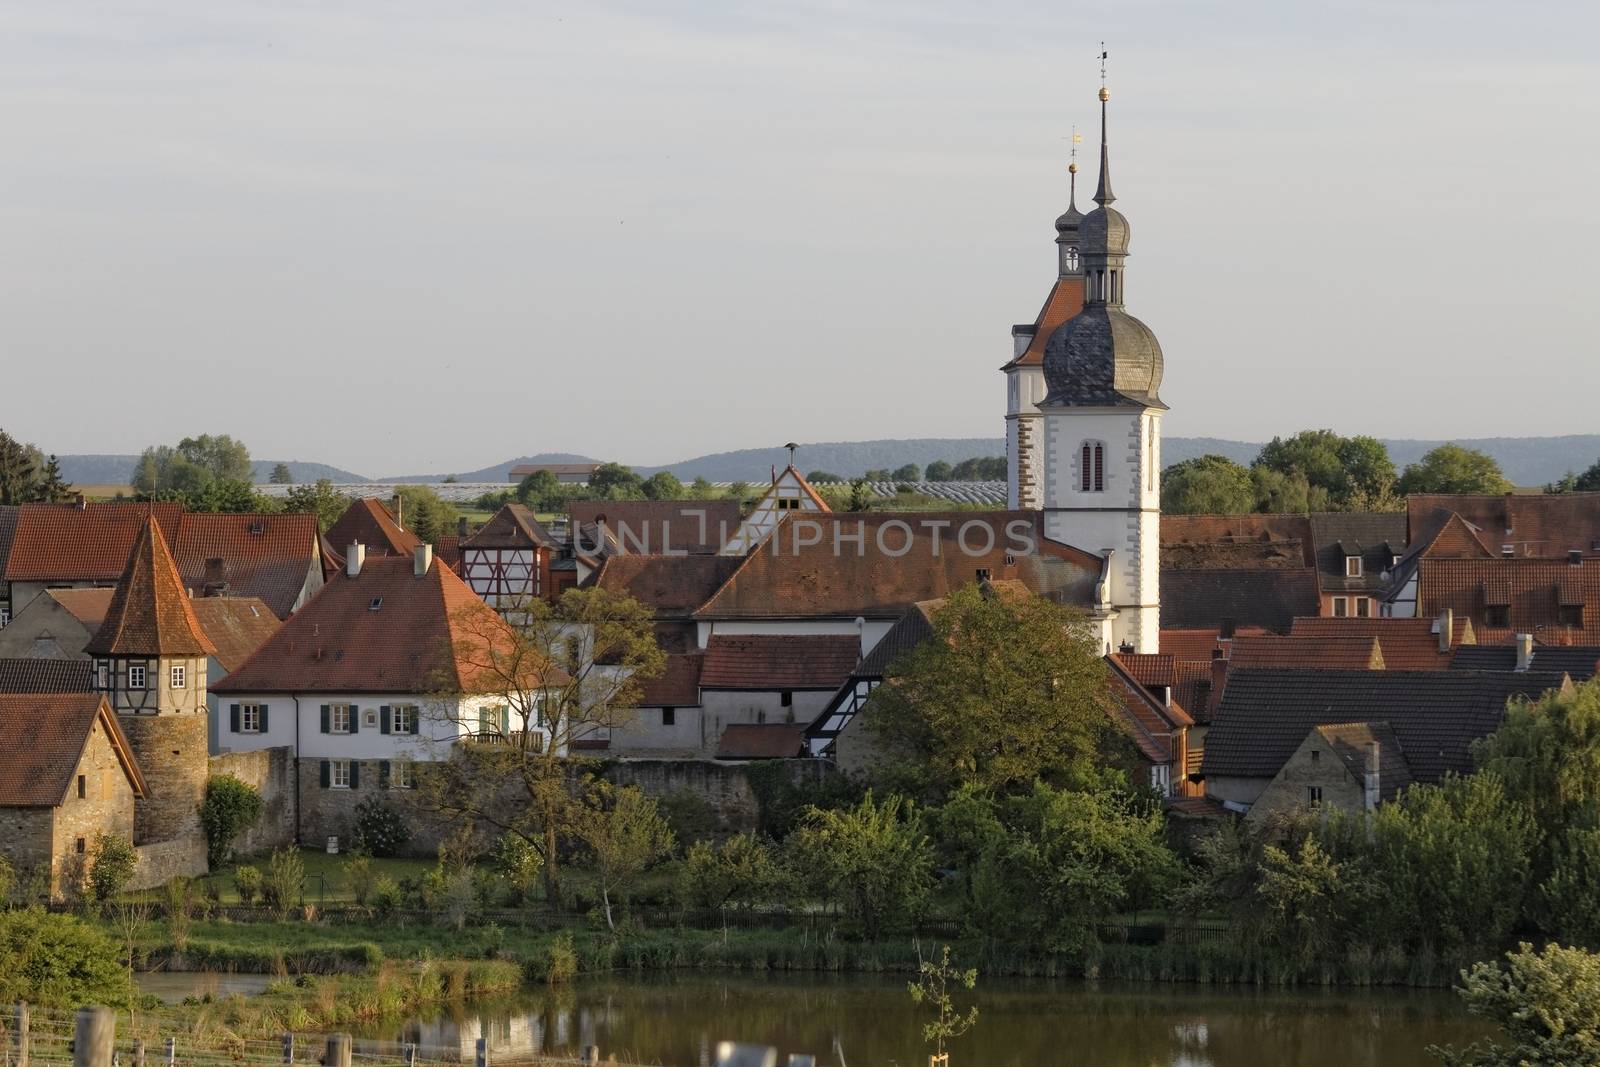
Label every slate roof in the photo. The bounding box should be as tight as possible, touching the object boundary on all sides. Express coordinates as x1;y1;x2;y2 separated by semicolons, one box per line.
1160;568;1321;633
0;693;145;806
695;512;1101;620
0;657;94;693
1407;493;1600;559
462;504;559;550
1228;635;1386;670
638;652;704;707
1201;669;1568;785
214;555;525;694
86;518;216;658
1418;558;1600;643
858;601;939;677
48;588;280;672
1308;513;1408;594
568;500;742;556
1449;644;1600;679
325;499;421;558
1288;616;1474;670
173;512;321;619
1312;721;1413;802
0;506;19;579
700;634;859;690
590;554;743;618
716;723;810;760
3;502;183;581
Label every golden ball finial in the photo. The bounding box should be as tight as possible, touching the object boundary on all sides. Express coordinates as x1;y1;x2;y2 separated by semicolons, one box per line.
1068;162;1078;174
1098;86;1110;103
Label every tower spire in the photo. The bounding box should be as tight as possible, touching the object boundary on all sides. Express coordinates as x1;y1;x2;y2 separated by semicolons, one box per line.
1094;44;1115;207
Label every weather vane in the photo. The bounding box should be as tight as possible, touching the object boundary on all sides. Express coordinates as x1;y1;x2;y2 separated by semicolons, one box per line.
1099;43;1108;83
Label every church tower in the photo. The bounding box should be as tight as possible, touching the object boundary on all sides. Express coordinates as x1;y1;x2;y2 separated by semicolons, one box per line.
1038;81;1165;652
87;516;215;863
1003;134;1088;509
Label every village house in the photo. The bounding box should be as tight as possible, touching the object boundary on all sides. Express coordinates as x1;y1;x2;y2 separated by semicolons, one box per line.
323;498;420;560
0;691;147;899
459;503;560;610
717;465;832;555
1244;721;1409;828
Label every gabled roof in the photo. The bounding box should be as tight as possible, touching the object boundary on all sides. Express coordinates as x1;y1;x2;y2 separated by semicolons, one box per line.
568;500;742;556
1289;615;1474;670
1159;627;1269;663
589;554;744;618
214;555;522;694
47;587;279;672
1106;654;1192;764
694;512;1101;620
1202;669;1567;785
858;600;940;677
1449;644;1600;679
4;502;183;581
0;693;146;806
1115;652;1175;689
1308;513;1408;593
1408;493;1600;559
172;512;321;619
716;723;809;759
463;504;559;550
0;657;93;693
1003;276;1085;370
1160;568;1321;633
1418;557;1600;644
700;634;859;691
325;499;421;558
86;518;216;658
1311;721;1413;802
638;651;704;707
1229;635;1386;670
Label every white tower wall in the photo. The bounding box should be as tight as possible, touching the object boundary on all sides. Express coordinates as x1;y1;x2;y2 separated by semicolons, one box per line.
1005;365;1048;510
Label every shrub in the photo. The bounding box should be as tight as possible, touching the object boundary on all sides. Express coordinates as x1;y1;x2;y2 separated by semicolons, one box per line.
233;865;263;906
164;877;194;951
543;932;578;985
352;797;410;857
492;833;543;906
678;833;781;917
787;791;935;939
344;855;376;906
87;833;137;905
199;776;264;868
0;909;132;1008
370;876;402;920
262;847;305;912
0;855;13;904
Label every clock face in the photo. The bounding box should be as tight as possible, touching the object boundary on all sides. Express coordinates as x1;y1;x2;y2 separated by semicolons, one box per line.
1063;246;1080;272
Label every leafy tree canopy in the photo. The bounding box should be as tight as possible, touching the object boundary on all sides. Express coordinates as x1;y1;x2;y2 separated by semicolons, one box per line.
641;471;684;500
1431;943;1600;1067
892;463;922;482
133;434;252;494
269;462;294;484
1161;454;1256;514
0;429;50;505
924;460;954;482
1253;429;1396;509
282;479;352;531
1398;444;1513;495
392;484;459;543
0;910;132;1009
589;462;645;500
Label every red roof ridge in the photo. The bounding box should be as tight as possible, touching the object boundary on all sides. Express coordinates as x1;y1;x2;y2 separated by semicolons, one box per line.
86;517;217;658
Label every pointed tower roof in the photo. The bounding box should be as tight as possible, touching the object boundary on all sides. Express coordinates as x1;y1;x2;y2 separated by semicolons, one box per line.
86;516;217;658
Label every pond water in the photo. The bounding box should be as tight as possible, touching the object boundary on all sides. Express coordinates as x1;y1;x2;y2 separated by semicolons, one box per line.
334;973;1491;1067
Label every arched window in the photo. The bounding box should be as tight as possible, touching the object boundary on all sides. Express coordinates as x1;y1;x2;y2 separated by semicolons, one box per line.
1080;441;1105;492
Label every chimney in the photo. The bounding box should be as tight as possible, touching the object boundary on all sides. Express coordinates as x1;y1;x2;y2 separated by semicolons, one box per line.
1364;741;1381;813
1219;617;1236;641
1438;608;1454;653
74;492;87;510
391;493;404;529
1569;550;1583;566
414;544;433;576
347;542;366;578
202;557;229;596
458;516;469;539
1208;648;1229;719
1118;641;1135;655
1515;633;1535;672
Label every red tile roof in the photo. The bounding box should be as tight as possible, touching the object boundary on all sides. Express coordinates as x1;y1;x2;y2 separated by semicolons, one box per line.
49;588;279;672
1006;276;1085;369
1116;653;1176;688
4;502;183;582
700;634;859;690
1161;515;1318;568
716;723;809;759
591;554;743;618
173;512;321;618
1288;616;1475;670
1408;493;1600;559
0;693;145;806
638;652;704;707
1228;635;1386;670
86;518;216;658
0;658;94;693
1418;557;1600;644
214;555;526;694
463;504;558;550
1106;654;1192;764
325;499;421;558
1160;628;1268;663
568;500;742;556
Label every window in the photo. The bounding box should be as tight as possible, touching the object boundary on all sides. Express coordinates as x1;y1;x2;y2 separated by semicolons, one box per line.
975;568;991;582
662;707;676;726
330;760;351;789
1355;597;1372;618
1486;605;1509;628
480;706;508;738
77;774;86;799
780;690;793;708
1332;597;1348;618
392;705;415;735
1345;556;1363;578
1149;764;1170;794
1079;441;1105;492
75;837;86;854
95;662;108;690
330;704;352;733
170;664;186;689
128;664;147;689
363;708;378;730
1308;787;1323;804
239;704;262;733
1310;749;1321;763
776;498;800;511
0;607;9;627
391;760;414;789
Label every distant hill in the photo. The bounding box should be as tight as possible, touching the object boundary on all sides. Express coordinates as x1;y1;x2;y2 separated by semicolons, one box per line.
56;455;368;487
380;453;601;484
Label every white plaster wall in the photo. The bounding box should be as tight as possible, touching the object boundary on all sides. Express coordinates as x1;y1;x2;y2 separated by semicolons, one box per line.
211;692;503;760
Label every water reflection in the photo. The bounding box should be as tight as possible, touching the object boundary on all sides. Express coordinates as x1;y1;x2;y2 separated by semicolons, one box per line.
336;974;1491;1067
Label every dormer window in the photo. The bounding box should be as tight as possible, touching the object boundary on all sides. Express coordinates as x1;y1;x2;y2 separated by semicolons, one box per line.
1345;556;1363;578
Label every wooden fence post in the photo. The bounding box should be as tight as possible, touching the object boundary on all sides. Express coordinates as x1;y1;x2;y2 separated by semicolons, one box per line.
132;1039;145;1067
72;1007;114;1067
164;1037;175;1067
13;1003;29;1067
474;1037;488;1067
323;1035;351;1067
403;1044;416;1067
282;1034;294;1066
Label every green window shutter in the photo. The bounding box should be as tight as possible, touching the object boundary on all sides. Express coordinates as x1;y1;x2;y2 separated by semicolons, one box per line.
320;705;330;733
259;705;269;733
379;761;391;789
349;761;360;789
501;706;511;733
319;760;330;788
349;706;359;734
230;704;240;732
380;706;391;735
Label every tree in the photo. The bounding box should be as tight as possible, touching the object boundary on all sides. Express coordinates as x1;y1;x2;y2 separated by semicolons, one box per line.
283;478;351;531
573;782;675;931
269;463;294;484
788;791;934;939
589;462;644;499
847;478;874;512
1161;454;1256;514
641;471;684;500
908;945;979;1060
0;430;42;505
1253;430;1396;510
393;485;460;543
1577;458;1600;492
0;910;132;1009
516;469;565;511
951;457;1006;481
1430;943;1600;1066
924;460;954;482
892;463;922;482
806;470;845;484
1250;466;1327;513
417;586;664;906
35;455;73;503
865;584;1119;795
726;480;751;502
863;468;892;482
193;478;274;514
1398;445;1513;495
690;476;714;495
1253;836;1361;966
199;775;264;868
677;833;782;918
132;434;252;495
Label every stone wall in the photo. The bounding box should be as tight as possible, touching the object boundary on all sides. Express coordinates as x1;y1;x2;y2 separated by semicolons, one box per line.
0;807;55;891
210;747;297;858
130;836;207;891
1245;733;1366;828
120;714;209;846
604;758;836;835
298;759;438;855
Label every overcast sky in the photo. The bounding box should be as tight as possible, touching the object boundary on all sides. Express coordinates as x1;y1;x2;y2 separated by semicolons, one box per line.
3;1;1597;477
